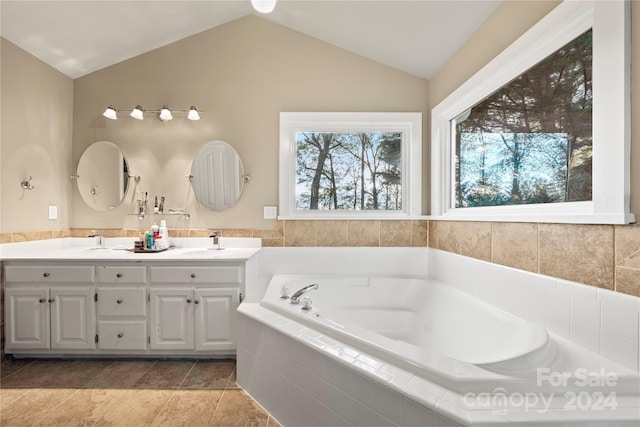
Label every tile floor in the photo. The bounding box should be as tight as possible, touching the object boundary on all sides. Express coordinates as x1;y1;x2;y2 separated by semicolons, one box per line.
0;357;280;427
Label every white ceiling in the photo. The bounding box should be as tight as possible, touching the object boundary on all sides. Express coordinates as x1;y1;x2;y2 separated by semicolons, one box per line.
1;0;501;80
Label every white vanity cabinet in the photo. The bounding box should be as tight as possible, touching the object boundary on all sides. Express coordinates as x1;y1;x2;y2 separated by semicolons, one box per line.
96;265;147;351
2;255;251;357
149;265;242;353
3;265;96;351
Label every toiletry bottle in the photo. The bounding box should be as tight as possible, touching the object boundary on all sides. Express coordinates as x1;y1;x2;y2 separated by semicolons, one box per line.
159;220;169;249
145;231;153;249
154;196;159;214
151;222;159;239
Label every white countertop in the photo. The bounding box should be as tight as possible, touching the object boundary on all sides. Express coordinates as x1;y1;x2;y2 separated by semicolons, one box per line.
0;237;261;262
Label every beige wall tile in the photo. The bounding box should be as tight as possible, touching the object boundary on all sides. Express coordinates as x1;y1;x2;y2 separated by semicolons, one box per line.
492;222;538;272
428;221;491;261
169;229;190;238
539;224;614;289
220;229;253;238
316;221;348;247
11;231;53;242
0;233;12;243
380;220;412;247
261;238;284;247
189;229;213;238
348;221;380;247
284;220;316;247
253;221;284;239
411;220;428;247
615;224;640;269
616;267;640;297
52;229;71;239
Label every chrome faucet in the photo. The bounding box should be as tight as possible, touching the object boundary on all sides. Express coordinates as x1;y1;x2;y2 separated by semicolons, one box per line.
290;283;319;304
209;231;222;250
89;230;105;248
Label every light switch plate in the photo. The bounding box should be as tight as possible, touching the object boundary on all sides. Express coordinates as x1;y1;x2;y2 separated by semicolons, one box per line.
263;206;277;219
48;205;58;220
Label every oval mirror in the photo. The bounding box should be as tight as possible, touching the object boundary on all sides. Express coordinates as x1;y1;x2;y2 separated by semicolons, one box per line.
76;141;131;211
190;140;245;211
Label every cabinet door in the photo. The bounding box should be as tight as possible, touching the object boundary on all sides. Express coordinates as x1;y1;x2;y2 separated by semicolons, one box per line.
4;288;50;350
194;288;240;351
149;288;194;350
50;287;96;350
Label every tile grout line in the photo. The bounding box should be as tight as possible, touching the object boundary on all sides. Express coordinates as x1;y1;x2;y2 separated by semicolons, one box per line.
176;360;198;389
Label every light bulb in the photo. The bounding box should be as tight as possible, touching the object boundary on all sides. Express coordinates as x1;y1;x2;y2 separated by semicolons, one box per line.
103;106;117;120
251;0;277;14
159;106;173;121
130;105;144;120
187;106;200;121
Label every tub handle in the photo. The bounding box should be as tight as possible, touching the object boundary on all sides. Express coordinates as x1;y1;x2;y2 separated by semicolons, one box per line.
302;297;313;311
280;286;289;299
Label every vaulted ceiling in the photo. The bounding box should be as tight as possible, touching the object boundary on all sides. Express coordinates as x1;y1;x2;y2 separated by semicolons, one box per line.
1;1;501;80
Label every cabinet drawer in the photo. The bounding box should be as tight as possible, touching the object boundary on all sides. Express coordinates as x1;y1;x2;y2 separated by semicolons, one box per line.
5;265;95;283
149;266;242;284
99;321;147;350
97;266;146;284
97;287;146;317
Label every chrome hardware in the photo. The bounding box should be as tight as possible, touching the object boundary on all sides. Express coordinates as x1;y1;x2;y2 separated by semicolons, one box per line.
48;298;55;303
301;297;313;311
290;283;319;304
116;273;123;278
116;299;123;304
280;286;290;299
186;298;192;303
21;176;34;190
117;333;124;338
194;299;200;305
190;273;196;278
209;231;223;250
43;272;50;277
39;298;46;303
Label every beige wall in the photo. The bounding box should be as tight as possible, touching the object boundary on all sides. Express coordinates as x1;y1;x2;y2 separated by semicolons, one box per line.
0;38;74;234
71;15;429;231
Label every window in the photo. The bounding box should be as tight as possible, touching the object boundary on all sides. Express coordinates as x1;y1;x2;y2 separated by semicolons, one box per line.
431;1;634;224
279;112;422;219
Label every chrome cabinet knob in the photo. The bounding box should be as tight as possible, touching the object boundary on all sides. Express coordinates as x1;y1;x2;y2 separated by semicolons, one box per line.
116;273;123;278
117;333;124;338
48;298;55;303
116;299;123;304
194;299;200;304
39;298;46;303
186;298;192;303
43;272;50;278
190;273;196;278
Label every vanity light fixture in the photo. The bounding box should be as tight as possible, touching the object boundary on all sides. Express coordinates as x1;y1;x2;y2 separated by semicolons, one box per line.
158;106;173;122
187;106;200;121
102;105;202;121
103;105;118;120
130;105;144;120
251;0;277;14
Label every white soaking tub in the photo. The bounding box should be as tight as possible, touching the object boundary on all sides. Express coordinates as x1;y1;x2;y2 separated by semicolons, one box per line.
240;273;640;426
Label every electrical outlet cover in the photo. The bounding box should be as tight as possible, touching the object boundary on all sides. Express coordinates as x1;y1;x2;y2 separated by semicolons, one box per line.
263;206;277;219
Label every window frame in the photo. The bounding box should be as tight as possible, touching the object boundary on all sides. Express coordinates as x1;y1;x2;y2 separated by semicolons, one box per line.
279;112;422;220
431;0;634;224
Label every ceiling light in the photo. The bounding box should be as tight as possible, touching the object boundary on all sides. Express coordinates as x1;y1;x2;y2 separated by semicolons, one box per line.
103;106;118;120
130;105;144;120
187;106;200;121
251;0;277;14
159;106;173;122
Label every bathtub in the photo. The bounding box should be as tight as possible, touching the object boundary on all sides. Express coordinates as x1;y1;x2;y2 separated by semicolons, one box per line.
241;272;640;425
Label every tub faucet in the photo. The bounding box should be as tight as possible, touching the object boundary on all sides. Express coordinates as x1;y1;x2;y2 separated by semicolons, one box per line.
290;283;319;304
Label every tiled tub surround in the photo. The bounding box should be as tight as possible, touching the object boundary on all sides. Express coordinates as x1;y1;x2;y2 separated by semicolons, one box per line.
2;220;639;299
237;248;640;426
